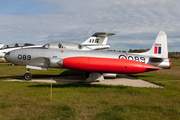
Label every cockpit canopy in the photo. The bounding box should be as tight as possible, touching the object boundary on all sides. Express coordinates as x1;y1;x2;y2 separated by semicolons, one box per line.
42;42;83;49
0;43;35;50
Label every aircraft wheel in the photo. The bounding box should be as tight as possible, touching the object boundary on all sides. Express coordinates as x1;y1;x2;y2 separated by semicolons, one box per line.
24;73;32;81
85;72;90;78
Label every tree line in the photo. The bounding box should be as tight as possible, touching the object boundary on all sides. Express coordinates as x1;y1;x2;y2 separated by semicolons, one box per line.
108;49;180;59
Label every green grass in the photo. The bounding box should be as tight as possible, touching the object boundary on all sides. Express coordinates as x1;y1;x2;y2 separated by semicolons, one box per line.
0;63;83;80
0;59;180;119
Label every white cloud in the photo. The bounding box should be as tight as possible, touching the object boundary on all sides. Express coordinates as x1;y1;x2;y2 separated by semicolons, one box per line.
0;0;180;51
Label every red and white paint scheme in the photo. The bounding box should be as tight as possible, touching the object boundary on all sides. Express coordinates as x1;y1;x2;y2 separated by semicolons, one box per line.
5;31;171;81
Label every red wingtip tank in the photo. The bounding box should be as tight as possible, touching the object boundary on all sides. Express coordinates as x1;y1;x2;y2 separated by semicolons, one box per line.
59;57;161;74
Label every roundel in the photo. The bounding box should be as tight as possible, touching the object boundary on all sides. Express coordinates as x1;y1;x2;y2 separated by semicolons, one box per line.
119;55;127;60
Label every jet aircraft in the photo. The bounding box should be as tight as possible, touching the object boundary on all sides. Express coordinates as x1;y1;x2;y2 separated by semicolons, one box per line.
5;31;171;81
0;32;113;59
41;32;114;51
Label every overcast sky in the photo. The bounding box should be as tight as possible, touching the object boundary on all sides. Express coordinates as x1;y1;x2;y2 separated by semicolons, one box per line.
0;0;180;51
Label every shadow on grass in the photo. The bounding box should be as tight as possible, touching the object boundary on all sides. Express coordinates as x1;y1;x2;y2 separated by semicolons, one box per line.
30;70;84;79
27;83;129;89
0;70;84;80
0;76;24;80
0;75;62;80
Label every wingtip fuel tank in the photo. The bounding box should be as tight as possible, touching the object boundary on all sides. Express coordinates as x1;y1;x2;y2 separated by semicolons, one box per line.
58;57;161;74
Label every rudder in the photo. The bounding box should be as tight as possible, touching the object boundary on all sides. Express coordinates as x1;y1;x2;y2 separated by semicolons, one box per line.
146;31;168;58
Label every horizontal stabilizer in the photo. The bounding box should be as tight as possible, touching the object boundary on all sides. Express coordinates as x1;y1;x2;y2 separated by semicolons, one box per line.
91;32;115;37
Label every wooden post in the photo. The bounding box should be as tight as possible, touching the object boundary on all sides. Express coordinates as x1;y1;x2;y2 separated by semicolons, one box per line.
50;78;52;100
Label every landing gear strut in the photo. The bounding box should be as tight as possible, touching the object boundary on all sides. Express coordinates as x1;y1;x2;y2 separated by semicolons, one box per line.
24;69;32;80
86;72;104;82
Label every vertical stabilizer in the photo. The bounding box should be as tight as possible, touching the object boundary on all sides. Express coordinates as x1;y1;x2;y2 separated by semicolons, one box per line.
146;31;168;58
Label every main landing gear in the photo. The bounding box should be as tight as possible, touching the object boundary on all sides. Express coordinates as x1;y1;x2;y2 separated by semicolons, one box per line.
86;72;104;82
24;69;32;80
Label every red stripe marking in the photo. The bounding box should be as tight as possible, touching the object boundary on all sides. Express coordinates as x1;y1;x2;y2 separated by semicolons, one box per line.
154;46;158;54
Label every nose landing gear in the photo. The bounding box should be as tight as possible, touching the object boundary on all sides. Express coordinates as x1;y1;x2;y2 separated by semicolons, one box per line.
24;69;32;80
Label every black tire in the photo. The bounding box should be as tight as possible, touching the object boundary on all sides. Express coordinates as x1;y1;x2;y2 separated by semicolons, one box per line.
85;72;90;78
24;73;32;80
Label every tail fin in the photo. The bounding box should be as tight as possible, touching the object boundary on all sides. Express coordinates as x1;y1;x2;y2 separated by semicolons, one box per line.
146;31;168;58
81;32;115;50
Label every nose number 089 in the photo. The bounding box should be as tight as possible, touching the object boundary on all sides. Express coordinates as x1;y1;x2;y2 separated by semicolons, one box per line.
18;54;31;60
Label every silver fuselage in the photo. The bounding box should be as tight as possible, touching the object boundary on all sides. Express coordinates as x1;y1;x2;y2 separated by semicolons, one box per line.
5;47;170;69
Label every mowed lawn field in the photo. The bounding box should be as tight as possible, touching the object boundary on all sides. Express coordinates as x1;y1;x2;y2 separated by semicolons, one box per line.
0;59;180;120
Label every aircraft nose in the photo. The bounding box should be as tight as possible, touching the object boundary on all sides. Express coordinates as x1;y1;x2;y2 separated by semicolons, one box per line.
5;52;11;61
0;52;5;58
